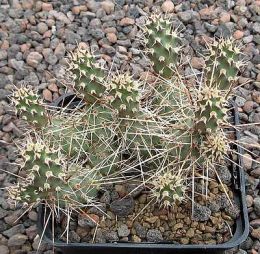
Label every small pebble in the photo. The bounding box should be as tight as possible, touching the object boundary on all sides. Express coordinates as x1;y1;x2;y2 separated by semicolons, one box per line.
161;1;174;13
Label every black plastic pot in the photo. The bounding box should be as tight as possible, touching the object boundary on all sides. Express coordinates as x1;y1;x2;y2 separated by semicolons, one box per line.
50;92;85;109
38;94;249;254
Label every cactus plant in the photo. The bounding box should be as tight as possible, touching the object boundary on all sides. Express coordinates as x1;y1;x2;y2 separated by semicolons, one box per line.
8;14;244;233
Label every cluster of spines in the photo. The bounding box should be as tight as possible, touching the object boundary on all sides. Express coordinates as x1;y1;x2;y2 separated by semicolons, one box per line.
12;86;47;128
151;171;186;208
108;73;141;117
68;47;106;103
144;14;182;79
200;131;228;163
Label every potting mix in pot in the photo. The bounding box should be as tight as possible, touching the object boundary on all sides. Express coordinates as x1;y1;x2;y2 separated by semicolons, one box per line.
8;14;245;245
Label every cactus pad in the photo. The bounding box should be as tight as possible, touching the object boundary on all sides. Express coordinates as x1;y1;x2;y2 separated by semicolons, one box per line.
68;47;106;103
109;74;141;117
144;14;182;79
12;86;47;128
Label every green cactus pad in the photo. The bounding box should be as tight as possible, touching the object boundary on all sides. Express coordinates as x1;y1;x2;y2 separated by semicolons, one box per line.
144;14;182;79
205;39;242;91
12;86;47;128
195;86;227;134
8;140;100;207
68;47;106;103
108;74;141;117
46;116;89;158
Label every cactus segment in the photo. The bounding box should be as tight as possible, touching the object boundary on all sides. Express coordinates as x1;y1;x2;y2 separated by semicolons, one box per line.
200;131;228;163
46;116;89;158
12;86;47;128
205;39;242;91
195;86;227;134
144;14;182;79
151;171;186;208
108;74;141;117
68;47;106;103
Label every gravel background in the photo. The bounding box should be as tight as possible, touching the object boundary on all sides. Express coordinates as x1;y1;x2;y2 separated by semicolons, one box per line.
0;0;259;253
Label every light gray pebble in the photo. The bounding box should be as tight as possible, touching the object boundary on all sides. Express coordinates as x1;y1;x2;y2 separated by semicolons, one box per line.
254;197;260;216
208;201;221;213
193;204;211;221
104;230;119;242
225;203;240;219
118;224;130;237
0;207;8;219
146;229;163;242
3;224;25;238
0;245;9;254
218;166;232;184
37;22;48;34
134;223;147;238
7;233;28;247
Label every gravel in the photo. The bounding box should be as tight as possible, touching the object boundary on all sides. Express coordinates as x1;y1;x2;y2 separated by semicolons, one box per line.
0;0;259;252
103;230;119;242
110;196;135;217
2;224;25;238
